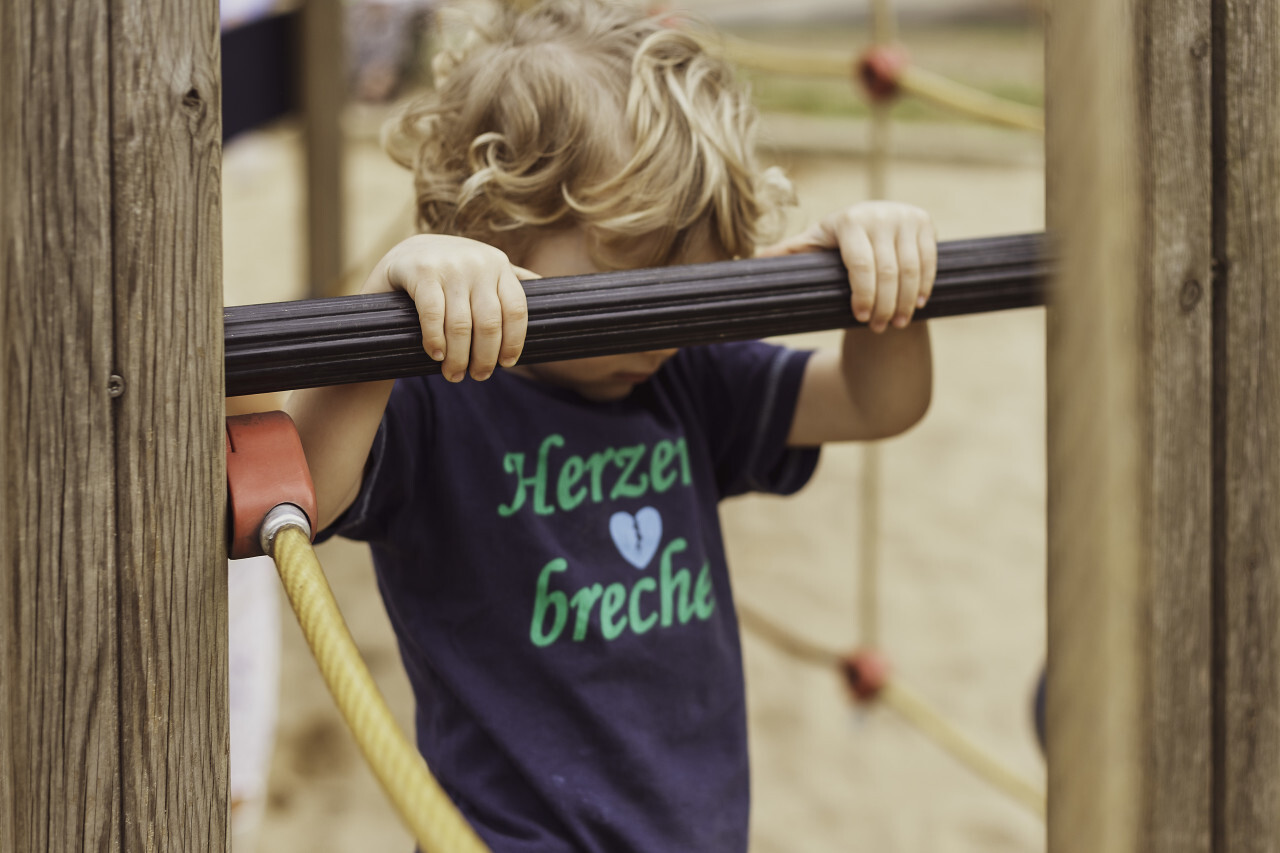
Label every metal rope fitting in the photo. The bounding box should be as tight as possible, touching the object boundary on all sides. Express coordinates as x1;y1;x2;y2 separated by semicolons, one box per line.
226;411;318;558
261;502;314;558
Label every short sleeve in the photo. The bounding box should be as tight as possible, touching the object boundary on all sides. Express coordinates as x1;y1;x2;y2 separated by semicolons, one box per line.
666;341;820;499
315;378;433;544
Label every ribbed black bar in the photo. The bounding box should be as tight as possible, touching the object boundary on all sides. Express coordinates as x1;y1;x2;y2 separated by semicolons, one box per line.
225;232;1050;396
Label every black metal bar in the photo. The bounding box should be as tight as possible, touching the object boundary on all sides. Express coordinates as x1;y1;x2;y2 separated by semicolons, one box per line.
225;232;1050;396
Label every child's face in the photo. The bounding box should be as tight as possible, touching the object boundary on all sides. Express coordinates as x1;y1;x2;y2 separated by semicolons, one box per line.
510;226;725;402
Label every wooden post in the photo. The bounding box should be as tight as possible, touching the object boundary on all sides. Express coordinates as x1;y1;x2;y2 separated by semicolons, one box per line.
1213;0;1280;847
0;0;228;849
1047;0;1279;850
302;0;346;298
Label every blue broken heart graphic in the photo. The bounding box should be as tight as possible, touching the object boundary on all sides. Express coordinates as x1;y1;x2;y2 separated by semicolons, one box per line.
608;507;662;569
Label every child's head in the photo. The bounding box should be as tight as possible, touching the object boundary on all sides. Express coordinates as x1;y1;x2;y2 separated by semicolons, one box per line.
385;0;793;270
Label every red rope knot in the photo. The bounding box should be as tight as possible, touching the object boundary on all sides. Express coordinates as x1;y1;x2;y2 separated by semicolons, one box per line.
856;44;910;103
841;648;891;703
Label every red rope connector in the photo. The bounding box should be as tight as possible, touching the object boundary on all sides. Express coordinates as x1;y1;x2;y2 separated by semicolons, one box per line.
856;44;910;103
841;648;891;703
226;411;317;559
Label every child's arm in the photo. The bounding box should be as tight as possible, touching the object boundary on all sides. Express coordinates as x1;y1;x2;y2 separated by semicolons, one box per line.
285;234;531;529
758;202;937;445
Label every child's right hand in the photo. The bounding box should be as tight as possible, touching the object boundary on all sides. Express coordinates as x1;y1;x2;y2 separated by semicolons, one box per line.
362;234;535;383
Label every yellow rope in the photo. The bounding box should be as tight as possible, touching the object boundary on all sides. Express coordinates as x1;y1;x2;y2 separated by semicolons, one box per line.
709;31;1043;134
878;682;1046;819
871;0;898;45
737;602;1044;818
738;602;843;668
898;65;1044;133
856;448;881;648
860;0;893;653
271;526;491;853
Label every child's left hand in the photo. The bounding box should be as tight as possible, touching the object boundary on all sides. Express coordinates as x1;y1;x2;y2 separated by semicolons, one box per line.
757;202;937;333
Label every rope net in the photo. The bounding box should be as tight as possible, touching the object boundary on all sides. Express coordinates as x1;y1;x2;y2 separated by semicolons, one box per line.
717;0;1048;823
704;31;1043;133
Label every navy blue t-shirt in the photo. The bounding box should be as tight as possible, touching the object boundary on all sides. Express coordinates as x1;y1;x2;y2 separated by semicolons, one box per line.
326;341;819;852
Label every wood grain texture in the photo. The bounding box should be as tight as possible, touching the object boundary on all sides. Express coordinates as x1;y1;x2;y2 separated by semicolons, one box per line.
1046;2;1146;848
1;1;123;850
1;0;228;849
1137;2;1215;850
1046;1;1213;851
302;0;345;298
109;0;229;849
1213;0;1280;848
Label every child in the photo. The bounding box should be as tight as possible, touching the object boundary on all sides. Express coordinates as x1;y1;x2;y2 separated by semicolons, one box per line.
288;1;934;850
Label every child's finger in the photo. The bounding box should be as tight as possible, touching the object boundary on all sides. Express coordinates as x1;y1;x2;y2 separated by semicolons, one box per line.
441;274;474;383
836;224;876;324
468;276;506;381
400;270;448;364
917;219;938;308
497;269;528;368
893;222;922;328
868;228;900;333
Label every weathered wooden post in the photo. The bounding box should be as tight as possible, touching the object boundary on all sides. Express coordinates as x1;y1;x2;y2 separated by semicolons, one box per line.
302;0;346;298
1046;1;1278;850
0;0;228;849
1210;2;1280;847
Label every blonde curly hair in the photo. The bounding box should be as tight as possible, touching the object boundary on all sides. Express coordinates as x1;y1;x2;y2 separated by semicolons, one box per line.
383;0;793;269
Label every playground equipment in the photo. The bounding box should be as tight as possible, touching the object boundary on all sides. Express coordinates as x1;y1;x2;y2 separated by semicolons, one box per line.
220;236;1048;848
224;233;1047;395
226;411;489;852
734;609;1048;816
4;1;1280;852
714;0;1054;820
710;32;1044;134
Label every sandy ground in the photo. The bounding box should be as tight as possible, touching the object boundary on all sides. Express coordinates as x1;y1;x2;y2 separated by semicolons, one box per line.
223;103;1047;851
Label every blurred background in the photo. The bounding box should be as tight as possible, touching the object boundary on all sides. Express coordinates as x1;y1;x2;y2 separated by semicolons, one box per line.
221;1;1046;850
